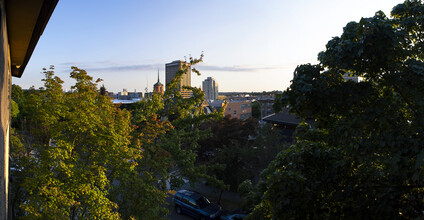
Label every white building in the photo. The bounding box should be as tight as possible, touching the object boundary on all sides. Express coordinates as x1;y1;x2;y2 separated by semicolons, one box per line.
202;77;218;101
119;88;129;96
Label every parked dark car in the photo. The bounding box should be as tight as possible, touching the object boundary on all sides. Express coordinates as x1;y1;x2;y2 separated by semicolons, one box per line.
173;189;222;220
220;213;246;220
220;210;246;220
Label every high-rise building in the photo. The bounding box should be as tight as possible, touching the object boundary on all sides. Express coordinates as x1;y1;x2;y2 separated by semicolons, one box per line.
153;70;164;95
202;77;218;101
165;60;191;98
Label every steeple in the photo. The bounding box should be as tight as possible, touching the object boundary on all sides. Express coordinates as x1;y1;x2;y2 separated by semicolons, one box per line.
157;69;160;83
154;70;163;86
153;69;164;94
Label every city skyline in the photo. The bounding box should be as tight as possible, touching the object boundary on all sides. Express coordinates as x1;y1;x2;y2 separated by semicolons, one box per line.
12;0;402;92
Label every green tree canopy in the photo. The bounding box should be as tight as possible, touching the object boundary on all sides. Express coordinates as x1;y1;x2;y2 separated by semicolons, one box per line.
10;55;228;219
15;66;134;219
197;115;258;191
247;0;424;219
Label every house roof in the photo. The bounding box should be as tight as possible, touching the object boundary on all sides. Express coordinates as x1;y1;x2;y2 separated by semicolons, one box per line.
263;111;315;127
6;0;58;77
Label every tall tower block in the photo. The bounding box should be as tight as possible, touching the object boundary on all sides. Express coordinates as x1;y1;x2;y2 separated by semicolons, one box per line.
202;77;218;101
165;60;191;98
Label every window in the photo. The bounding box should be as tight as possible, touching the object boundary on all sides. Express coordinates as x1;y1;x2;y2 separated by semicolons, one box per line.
188;198;197;208
182;197;189;204
234;110;237;115
196;196;210;209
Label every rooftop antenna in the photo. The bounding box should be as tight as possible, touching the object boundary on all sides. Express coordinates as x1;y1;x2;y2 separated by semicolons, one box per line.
145;75;148;95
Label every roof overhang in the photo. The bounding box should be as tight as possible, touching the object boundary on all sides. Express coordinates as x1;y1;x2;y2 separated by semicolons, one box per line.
6;0;58;77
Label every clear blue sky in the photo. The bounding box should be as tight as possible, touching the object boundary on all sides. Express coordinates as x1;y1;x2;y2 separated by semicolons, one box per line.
14;0;403;93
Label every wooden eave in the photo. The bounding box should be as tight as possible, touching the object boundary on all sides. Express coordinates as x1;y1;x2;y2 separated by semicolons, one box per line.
6;0;58;77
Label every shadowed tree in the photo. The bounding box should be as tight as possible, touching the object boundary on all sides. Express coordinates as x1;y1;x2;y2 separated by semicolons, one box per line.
245;1;424;219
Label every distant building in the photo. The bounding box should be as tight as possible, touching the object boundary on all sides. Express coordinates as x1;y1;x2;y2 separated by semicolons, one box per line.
128;90;143;99
255;97;275;118
153;70;164;95
343;73;359;82
119;88;128;96
218;95;226;100
165;60;191;98
109;89;142;100
202;77;218;101
209;100;252;120
263;107;315;142
144;92;153;99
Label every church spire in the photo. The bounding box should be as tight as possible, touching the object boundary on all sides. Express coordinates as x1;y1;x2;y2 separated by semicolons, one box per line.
157;69;160;83
153;69;164;95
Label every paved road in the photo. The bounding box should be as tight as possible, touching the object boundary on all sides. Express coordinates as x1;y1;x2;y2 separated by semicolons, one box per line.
168;205;194;220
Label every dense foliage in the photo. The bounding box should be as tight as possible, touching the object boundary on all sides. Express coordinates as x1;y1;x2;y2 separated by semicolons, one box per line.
11;66;133;219
245;0;424;219
251;101;261;119
197;116;285;192
9;55;228;219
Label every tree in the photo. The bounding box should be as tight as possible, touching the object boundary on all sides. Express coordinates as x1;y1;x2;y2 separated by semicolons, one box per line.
11;84;24;105
111;93;173;219
14;66;134;219
10;55;227;219
9;84;26;218
197;115;287;193
110;54;227;218
157;54;227;190
100;84;107;96
251;101;261;119
246;0;424;219
198;115;258;191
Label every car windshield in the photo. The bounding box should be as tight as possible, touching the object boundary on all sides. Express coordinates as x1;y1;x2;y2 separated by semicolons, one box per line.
196;196;210;209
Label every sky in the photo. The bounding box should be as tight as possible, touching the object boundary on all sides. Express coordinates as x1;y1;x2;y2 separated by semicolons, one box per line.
14;0;404;93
